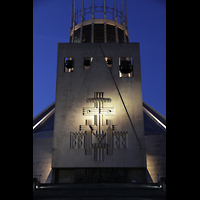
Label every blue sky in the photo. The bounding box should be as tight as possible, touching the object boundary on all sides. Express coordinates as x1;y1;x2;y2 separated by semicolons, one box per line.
33;0;166;117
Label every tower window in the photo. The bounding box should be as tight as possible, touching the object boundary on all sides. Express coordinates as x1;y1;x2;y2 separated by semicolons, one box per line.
118;28;124;43
73;28;80;43
64;57;74;72
119;57;134;77
83;57;93;70
105;57;112;68
107;25;115;43
82;25;91;43
94;24;104;43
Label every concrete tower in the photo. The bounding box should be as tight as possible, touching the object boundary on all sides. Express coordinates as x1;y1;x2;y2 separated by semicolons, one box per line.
70;0;128;44
52;0;147;183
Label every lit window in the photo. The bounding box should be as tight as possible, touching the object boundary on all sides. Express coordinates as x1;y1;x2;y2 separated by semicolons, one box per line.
83;57;93;70
105;57;113;68
64;57;74;72
119;57;134;77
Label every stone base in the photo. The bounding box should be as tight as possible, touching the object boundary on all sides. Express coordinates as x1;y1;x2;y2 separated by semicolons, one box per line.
52;168;147;183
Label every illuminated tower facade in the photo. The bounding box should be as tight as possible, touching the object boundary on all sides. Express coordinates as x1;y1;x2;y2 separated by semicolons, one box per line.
52;0;147;183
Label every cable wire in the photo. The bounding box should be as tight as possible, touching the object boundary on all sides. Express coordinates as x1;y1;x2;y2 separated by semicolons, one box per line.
98;43;143;149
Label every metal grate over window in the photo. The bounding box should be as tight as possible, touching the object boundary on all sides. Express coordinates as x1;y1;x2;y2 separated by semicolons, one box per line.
82;25;91;43
94;24;104;43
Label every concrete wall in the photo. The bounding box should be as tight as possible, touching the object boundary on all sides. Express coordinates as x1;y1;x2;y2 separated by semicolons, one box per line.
52;168;146;183
33;133;166;183
52;43;146;170
145;135;166;183
33;132;53;183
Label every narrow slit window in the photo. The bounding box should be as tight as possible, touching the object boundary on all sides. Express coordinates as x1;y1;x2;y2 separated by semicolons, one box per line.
83;57;93;70
105;57;113;68
64;57;74;72
119;57;134;77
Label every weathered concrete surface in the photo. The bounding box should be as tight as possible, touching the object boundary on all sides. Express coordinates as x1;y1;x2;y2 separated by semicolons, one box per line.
52;43;146;169
33;133;53;183
145;135;166;183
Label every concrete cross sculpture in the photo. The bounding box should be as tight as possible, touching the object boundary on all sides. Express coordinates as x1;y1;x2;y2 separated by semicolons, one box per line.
70;92;128;161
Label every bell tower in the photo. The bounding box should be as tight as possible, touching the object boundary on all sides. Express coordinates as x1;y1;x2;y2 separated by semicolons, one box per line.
70;0;128;43
52;0;147;183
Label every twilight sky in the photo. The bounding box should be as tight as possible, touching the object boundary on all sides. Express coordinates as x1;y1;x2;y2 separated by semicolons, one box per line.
33;0;166;117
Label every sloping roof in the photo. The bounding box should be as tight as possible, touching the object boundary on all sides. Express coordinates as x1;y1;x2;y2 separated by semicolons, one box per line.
143;102;166;136
33;102;166;136
33;102;55;133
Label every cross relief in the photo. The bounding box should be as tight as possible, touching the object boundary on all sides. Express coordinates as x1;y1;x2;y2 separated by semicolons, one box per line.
70;92;128;161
